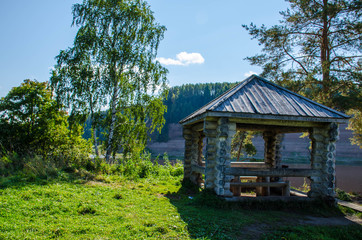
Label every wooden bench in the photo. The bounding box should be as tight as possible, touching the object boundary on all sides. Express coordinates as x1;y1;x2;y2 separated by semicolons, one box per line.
230;177;290;197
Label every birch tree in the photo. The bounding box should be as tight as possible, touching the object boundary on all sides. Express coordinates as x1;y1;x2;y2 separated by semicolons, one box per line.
51;0;168;161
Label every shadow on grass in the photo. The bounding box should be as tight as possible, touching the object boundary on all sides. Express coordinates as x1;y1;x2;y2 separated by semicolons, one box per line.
0;169;96;190
166;180;362;240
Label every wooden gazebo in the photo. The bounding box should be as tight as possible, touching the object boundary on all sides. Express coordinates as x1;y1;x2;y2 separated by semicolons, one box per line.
179;75;349;200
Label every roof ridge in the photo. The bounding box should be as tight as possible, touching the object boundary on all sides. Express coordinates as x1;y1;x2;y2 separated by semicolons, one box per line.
179;75;257;123
209;75;256;110
255;75;350;119
179;74;350;124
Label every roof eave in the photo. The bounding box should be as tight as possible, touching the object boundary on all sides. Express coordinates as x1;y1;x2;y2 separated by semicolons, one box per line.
180;111;349;126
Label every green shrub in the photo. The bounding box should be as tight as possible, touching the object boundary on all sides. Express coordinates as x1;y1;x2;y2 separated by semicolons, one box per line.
336;188;352;202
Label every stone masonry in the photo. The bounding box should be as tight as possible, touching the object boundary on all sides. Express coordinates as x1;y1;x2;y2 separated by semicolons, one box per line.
203;120;218;189
214;118;236;197
308;123;339;198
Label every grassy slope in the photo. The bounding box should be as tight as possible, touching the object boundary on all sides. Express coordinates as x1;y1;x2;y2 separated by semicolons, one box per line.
0;174;361;240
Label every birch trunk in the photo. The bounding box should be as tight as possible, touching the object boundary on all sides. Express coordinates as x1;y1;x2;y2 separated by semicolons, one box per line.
105;82;119;162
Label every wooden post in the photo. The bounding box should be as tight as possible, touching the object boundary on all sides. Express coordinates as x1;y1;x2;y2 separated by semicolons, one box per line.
274;133;284;169
263;131;277;168
262;131;277;196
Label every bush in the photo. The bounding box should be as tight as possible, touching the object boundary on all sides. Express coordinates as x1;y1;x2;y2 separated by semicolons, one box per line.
0;80;93;176
23;155;58;179
336;188;352;202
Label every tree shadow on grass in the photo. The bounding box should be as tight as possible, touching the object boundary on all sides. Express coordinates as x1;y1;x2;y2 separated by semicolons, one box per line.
0;169;95;190
165;180;362;240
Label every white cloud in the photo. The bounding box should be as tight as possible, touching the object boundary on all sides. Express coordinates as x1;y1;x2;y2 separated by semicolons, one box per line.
244;71;257;77
157;52;205;66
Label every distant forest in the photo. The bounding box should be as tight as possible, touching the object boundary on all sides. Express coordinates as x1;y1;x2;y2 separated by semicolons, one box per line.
83;82;238;142
154;82;238;142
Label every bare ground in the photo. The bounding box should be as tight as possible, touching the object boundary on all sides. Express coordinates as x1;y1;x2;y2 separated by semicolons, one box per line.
240;213;361;240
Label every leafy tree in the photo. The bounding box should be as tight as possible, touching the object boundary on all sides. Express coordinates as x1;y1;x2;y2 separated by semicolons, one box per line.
0;80;91;171
347;109;362;148
51;49;105;157
231;131;257;161
243;0;361;108
51;0;168;162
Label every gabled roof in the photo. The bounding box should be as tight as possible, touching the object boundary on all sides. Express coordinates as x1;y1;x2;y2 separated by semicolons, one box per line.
179;75;349;125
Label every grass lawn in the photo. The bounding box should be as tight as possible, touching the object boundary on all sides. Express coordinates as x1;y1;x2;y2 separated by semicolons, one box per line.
0;173;361;239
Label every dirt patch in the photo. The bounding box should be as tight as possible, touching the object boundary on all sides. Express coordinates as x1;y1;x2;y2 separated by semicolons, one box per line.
239;213;361;239
239;223;270;240
298;216;362;226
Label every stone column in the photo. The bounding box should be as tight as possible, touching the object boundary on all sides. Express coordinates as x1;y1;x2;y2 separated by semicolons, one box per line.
308;123;339;199
183;126;199;183
203;120;218;189
214;118;236;197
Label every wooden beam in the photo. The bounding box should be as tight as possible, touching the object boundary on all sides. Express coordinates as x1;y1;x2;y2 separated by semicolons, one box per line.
225;168;320;177
231;162;268;168
192;122;204;132
236;123;310;133
230;181;288;188
225;196;312;202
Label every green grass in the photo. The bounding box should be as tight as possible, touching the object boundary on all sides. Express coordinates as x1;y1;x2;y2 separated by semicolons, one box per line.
0;173;361;239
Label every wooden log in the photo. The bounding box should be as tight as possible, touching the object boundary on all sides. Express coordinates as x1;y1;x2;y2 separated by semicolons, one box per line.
230;176;241;197
283;180;290;196
225;168;320;177
239;176;258;181
191;164;205;174
230;162;268;168
230;181;290;197
230;181;289;188
225;196;312;202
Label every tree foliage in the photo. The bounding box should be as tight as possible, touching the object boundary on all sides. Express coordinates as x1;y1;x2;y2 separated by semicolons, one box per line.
243;0;361;108
51;0;168;162
347;109;362;149
0;80;91;172
153;82;238;142
231;131;257;161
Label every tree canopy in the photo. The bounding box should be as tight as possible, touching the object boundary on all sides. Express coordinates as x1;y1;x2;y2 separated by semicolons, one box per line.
51;0;168;161
243;0;361;147
0;80;91;172
243;0;361;109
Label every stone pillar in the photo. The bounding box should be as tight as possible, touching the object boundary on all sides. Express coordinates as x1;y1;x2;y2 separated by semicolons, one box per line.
203;120;218;189
308;123;339;199
183;126;199;183
214;118;236;197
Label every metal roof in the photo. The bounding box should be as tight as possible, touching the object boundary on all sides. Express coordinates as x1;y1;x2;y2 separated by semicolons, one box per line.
179;75;350;124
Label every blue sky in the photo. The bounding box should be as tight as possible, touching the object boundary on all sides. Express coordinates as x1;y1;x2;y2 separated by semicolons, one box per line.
0;0;289;97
